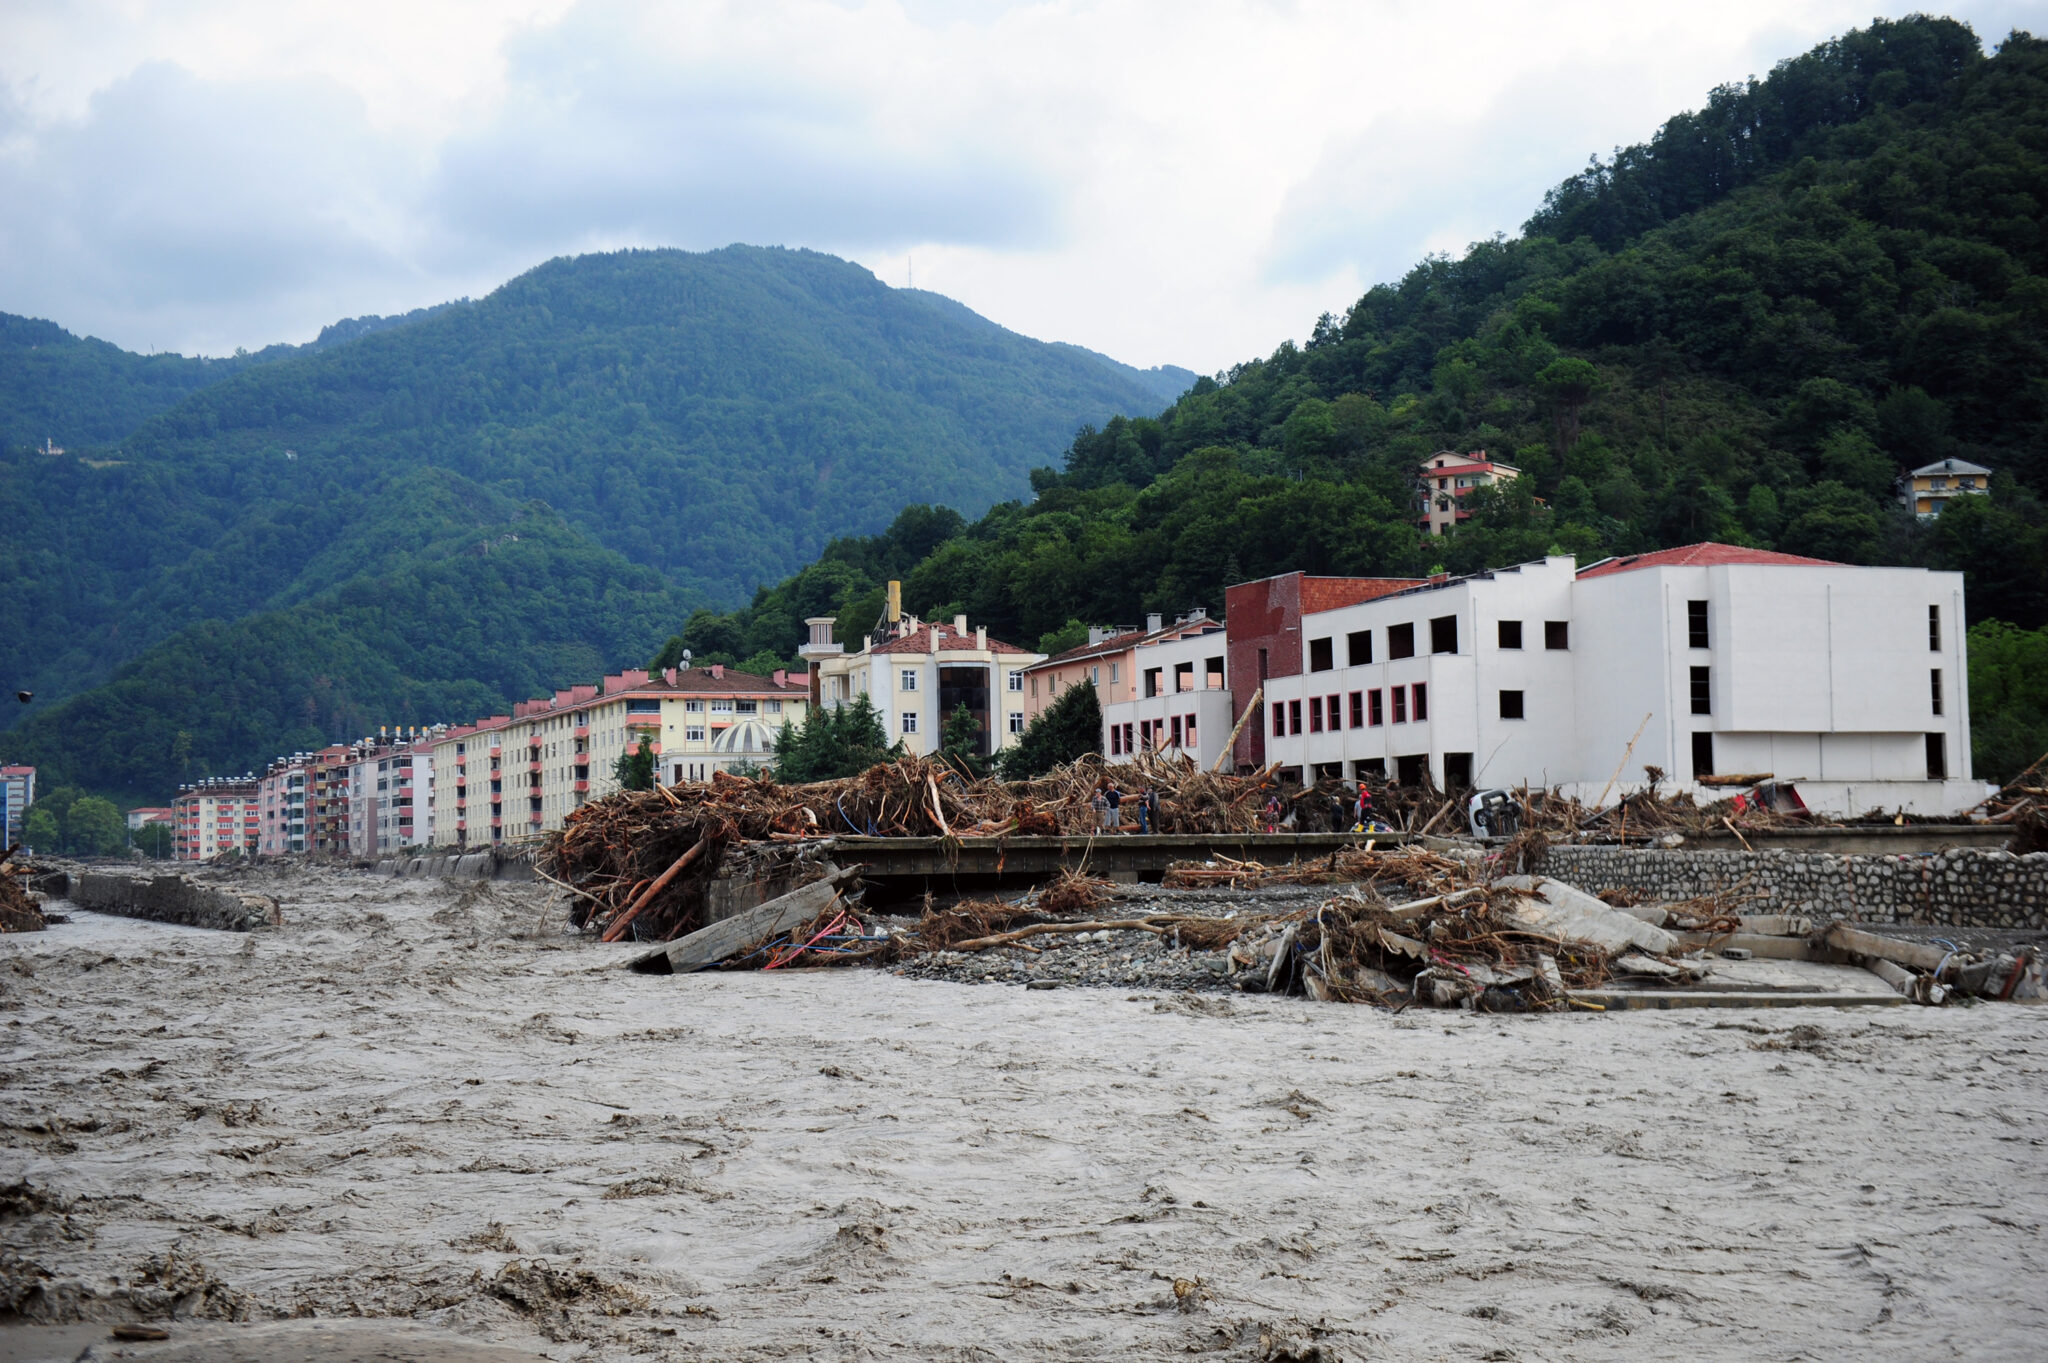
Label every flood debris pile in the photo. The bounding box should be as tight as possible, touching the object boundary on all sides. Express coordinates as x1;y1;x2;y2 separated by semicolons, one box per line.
1;847;45;933
548;756;1291;942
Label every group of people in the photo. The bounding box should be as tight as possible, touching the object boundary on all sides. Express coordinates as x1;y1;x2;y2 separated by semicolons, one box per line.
1261;783;1387;834
1089;779;1161;833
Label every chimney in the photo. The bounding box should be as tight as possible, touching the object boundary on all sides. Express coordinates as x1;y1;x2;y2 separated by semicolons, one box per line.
773;668;786;687
1087;626;1106;646
976;626;986;650
928;628;939;655
663;668;677;685
953;613;968;636
887;580;902;624
710;664;723;679
1146;612;1164;632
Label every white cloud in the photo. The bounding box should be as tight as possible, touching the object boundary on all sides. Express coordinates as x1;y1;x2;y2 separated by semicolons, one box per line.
0;0;2029;368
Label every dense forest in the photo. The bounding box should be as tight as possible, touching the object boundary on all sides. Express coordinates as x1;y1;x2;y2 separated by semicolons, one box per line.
658;17;2048;780
0;246;1188;720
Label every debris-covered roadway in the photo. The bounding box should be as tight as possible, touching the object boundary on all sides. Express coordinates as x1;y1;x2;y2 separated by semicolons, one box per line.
4;866;2045;1361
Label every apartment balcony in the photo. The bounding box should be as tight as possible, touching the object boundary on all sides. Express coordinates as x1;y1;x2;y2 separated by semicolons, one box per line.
529;760;542;773
527;734;542;748
573;779;589;792
624;715;661;730
455;798;467;811
456;820;466;832
528;813;544;827
574;724;589;739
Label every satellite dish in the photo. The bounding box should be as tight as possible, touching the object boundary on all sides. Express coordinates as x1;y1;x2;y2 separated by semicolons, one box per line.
681;650;692;669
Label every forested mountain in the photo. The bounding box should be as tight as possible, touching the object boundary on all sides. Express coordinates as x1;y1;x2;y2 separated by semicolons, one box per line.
660;17;2048;778
4;469;697;795
0;247;1186;727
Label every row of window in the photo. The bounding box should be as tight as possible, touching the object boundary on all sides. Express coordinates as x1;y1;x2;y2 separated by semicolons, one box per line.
900;671;1026;693
1108;716;1199;754
898;711;1028;735
1276;685;1429;736
1308;618;1570;671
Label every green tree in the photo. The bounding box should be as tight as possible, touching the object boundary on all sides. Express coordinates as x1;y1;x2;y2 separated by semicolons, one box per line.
613;736;656;792
21;805;59;851
997;679;1101;780
773;695;896;783
64;796;127;856
1967;619;2048;783
939;703;989;778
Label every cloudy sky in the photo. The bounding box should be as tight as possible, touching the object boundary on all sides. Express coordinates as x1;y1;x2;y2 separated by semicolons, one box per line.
0;1;2034;372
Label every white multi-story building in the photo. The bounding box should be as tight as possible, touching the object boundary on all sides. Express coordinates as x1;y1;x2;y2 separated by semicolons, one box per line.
1099;616;1234;770
257;755;313;856
1260;544;1979;816
802;605;1043;761
341;734;438;856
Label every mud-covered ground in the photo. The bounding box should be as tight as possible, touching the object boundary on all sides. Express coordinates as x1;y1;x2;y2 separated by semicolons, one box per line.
3;867;2045;1361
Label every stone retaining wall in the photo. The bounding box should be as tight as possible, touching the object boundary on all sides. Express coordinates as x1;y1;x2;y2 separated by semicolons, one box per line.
71;873;281;932
1535;845;2046;930
373;848;535;882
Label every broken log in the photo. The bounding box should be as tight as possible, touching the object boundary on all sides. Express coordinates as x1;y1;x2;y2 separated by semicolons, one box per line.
627;864;858;973
601;838;710;942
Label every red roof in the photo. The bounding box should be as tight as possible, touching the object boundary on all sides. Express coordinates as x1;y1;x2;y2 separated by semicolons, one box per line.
1039;628;1150;666
1576;543;1841;580
871;623;1034;655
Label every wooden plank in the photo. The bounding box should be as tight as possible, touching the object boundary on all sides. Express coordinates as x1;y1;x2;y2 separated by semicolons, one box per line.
627;865;858;974
1569;988;1904;1011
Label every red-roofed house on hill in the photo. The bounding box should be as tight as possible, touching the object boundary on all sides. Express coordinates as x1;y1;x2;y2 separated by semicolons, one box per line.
801;589;1043;762
1418;450;1521;536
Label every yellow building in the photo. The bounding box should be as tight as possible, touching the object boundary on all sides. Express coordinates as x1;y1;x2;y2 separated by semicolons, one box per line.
1417;451;1521;536
1903;457;1990;517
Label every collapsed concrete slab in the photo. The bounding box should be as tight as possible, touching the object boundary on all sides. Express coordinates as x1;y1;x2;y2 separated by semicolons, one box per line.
71;873;280;932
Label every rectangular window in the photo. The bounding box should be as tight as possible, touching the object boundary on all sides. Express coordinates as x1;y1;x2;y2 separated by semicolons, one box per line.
1545;620;1570;650
1288;699;1303;734
686;726;706;742
1929;605;1941;652
1926;733;1947;779
1145;668;1161;698
710;699;733;713
684;699;703;712
1392;687;1408;723
1497;620;1522;649
1691;731;1715;779
901;711;919;735
1008;671;1023;692
1930;669;1944;716
736;699;758;714
1412;683;1428;721
1170;715;1183;747
1499;690;1524;719
1008;712;1025;735
1108;663;1119;684
1110;724;1122;755
765;699;783;714
1272;706;1285;739
900;670;919;691
1123;723;1133;753
1327;694;1342;730
1687;599;1709;649
1347;631;1373;666
1429;615;1458;655
1090;666;1100;684
1309;696;1324;732
1690;666;1711;715
1388;623;1415;659
1308;637;1334;672
1185;716;1197;749
1368;689;1384;726
1443;752;1472;789
1348;691;1364;727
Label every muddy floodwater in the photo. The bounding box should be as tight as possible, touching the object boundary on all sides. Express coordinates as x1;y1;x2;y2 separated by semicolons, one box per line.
3;868;2045;1361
